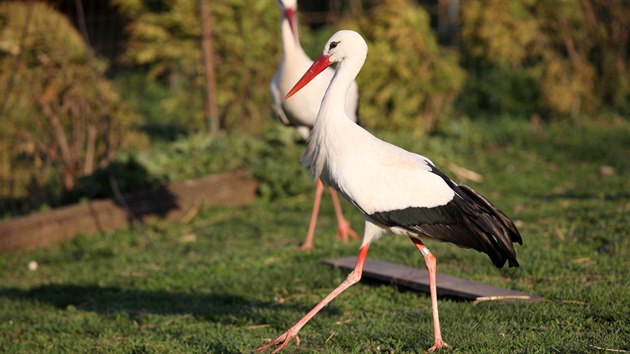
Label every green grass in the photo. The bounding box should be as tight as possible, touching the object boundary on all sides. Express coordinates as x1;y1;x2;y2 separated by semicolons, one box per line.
1;117;628;353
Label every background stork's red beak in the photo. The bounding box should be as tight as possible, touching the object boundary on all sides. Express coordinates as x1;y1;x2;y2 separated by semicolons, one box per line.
285;54;332;99
284;8;296;38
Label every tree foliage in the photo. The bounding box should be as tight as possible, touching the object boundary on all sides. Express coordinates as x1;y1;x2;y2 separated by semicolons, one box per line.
0;1;143;211
111;0;280;133
340;0;466;132
460;0;629;118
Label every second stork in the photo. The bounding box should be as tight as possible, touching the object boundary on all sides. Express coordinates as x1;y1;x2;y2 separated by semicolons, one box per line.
270;0;362;249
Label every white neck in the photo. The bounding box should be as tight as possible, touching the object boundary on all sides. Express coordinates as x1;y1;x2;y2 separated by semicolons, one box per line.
281;15;300;57
302;52;366;181
317;56;364;126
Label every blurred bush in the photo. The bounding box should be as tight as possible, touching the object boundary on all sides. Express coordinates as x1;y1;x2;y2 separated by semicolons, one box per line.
0;2;145;215
460;0;629;118
248;125;313;201
2;0;627;219
91;125;311;201
111;0;280;133
114;72;188;141
339;0;466;133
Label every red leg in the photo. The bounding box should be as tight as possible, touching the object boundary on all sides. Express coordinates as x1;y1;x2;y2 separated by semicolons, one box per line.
328;188;359;243
410;237;449;351
257;245;371;353
299;180;325;250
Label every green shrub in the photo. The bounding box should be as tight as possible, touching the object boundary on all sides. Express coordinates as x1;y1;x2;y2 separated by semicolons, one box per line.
94;125;312;201
248;126;312;201
0;2;145;214
339;0;466;133
460;0;629;118
457;62;541;118
111;0;281;133
114;72;189;141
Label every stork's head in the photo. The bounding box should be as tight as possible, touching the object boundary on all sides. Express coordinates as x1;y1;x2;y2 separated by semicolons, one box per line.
277;0;298;38
320;30;367;65
286;30;367;99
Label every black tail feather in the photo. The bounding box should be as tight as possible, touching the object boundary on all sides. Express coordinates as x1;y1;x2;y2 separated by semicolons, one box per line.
455;184;522;268
367;167;522;268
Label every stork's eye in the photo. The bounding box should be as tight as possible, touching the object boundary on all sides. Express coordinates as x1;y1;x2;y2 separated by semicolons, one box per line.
329;41;340;50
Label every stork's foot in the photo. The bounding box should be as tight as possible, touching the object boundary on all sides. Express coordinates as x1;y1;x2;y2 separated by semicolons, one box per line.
336;218;359;243
426;340;450;352
256;329;301;354
297;241;313;251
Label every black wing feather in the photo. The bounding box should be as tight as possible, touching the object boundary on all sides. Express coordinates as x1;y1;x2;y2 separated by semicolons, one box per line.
369;165;522;268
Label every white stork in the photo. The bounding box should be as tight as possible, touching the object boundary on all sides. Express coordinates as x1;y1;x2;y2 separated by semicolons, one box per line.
258;30;522;353
270;0;362;250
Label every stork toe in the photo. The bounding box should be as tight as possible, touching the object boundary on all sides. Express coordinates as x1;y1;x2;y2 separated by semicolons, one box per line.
336;219;359;242
426;340;450;352
256;330;300;353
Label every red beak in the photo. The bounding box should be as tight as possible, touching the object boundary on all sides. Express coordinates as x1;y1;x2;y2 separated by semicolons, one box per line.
284;8;296;38
285;54;332;99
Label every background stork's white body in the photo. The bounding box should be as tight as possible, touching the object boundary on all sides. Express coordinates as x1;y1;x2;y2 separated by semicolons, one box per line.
270;0;360;249
270;2;359;139
259;30;521;353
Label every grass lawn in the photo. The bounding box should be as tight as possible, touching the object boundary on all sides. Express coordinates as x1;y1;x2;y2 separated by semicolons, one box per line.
0;118;628;353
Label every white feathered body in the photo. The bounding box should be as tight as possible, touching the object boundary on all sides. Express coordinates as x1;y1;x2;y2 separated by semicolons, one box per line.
299;33;521;268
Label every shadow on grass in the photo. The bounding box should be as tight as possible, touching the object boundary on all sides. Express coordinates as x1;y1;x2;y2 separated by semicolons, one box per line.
0;284;325;325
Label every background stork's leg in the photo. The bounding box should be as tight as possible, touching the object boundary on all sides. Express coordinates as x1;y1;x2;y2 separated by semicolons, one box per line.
257;245;370;353
410;237;449;352
329;188;359;242
299;179;325;250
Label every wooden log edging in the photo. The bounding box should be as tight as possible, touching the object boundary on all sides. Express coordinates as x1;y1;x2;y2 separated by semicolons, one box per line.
0;170;258;252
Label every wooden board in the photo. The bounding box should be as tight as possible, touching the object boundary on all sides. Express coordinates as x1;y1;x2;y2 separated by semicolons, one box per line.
0;170;257;252
325;257;543;302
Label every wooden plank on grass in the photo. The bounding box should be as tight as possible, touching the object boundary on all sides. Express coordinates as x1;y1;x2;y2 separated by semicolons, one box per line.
324;257;543;302
0;170;257;252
